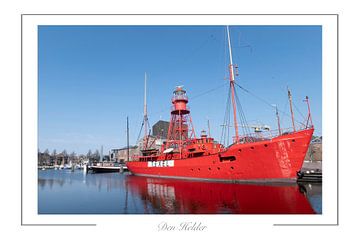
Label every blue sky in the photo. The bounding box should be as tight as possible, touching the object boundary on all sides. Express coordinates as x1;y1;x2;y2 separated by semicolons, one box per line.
38;25;322;154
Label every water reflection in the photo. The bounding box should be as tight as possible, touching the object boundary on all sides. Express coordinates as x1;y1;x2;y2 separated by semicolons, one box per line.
124;176;316;214
298;182;322;214
38;170;320;214
38;170;123;192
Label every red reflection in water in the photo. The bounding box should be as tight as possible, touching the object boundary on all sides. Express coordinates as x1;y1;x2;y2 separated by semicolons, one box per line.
125;175;314;214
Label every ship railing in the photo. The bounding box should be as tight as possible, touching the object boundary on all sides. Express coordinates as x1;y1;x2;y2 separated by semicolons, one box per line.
132;154;160;162
234;126;308;143
170;105;190;112
172;95;188;101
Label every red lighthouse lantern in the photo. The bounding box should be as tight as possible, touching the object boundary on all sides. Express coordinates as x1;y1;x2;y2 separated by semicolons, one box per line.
165;86;196;157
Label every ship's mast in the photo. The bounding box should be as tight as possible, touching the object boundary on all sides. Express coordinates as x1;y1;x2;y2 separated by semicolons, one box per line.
304;96;313;128
144;72;148;140
207;118;211;138
141;72;151;150
274;105;282;135
287;87;296;132
127;116;129;162
226;26;240;142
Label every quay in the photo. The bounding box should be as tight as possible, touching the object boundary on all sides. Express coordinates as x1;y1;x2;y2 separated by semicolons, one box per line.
297;141;322;182
297;160;322;182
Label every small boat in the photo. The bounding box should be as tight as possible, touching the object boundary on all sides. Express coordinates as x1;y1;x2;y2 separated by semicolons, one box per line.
88;162;128;173
64;164;72;169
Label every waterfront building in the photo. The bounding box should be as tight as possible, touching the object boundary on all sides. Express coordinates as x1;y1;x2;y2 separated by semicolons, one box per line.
152;120;169;139
109;146;138;162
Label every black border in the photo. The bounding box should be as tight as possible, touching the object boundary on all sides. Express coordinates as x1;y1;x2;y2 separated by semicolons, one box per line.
21;13;339;227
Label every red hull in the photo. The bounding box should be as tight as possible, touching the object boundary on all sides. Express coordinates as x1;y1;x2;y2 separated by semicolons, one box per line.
127;128;314;182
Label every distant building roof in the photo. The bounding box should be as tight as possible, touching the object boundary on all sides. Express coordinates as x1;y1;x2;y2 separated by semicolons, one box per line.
111;146;138;151
152;120;169;139
153;120;169;125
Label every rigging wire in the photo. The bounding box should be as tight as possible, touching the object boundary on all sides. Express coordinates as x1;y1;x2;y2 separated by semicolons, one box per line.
234;82;306;127
136;121;144;142
180;34;218;64
189;83;227;100
220;86;231;146
280;100;288;128
293;101;306;122
147;83;227;119
227;104;231;146
136;120;151;141
234;87;252;138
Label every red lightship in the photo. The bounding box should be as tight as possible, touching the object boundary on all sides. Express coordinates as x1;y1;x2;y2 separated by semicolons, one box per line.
127;26;314;183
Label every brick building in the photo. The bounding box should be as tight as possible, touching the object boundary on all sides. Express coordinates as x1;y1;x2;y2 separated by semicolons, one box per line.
152;120;169;139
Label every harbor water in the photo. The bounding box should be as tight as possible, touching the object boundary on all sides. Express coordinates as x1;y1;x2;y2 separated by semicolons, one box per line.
38;169;322;214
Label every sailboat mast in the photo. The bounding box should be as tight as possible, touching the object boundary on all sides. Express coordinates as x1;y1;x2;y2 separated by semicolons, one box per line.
226;26;240;142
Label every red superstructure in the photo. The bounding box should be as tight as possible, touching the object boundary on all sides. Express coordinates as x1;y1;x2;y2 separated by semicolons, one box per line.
126;26;314;182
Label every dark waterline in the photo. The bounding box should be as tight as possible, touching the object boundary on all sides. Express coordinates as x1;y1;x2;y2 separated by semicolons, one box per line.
38;169;322;214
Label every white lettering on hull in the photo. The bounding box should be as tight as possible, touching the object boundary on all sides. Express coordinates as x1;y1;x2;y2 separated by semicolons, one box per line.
147;160;175;168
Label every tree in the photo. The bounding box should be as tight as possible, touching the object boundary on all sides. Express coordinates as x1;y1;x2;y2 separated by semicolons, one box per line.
94;149;100;161
44;149;50;155
38;148;47;166
87;150;92;159
61;150;68;164
69;151;76;164
62;150;68;157
43;149;51;165
51;149;57;165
